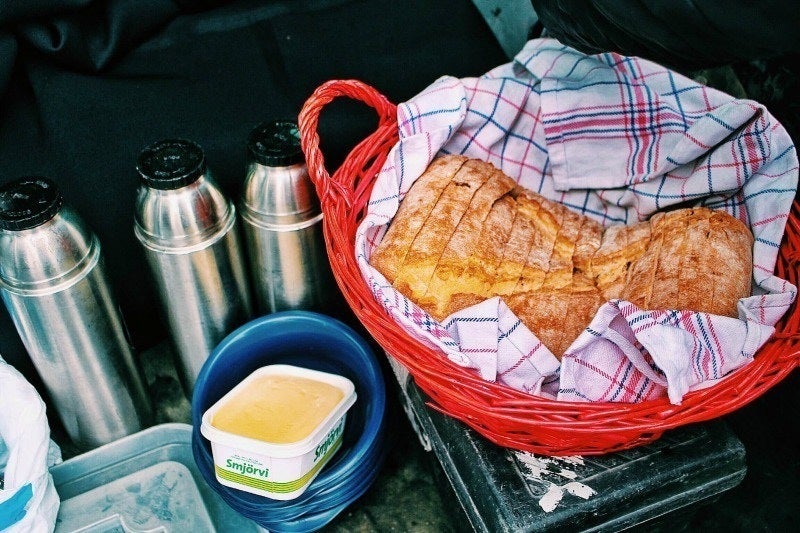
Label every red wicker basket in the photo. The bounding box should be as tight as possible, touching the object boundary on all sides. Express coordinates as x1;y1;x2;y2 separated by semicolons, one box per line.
298;79;800;456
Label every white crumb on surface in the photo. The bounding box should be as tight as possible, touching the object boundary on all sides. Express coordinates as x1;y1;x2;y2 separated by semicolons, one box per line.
564;481;596;499
539;484;564;512
513;451;596;513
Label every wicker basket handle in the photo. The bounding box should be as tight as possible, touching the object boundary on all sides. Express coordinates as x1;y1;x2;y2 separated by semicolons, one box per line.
773;200;800;369
298;79;398;209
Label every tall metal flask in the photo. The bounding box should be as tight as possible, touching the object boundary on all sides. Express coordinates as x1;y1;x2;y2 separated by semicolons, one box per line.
0;177;152;449
240;120;336;314
134;139;252;393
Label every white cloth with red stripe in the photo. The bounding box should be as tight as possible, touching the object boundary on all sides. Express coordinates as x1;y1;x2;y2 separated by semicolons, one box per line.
357;38;798;404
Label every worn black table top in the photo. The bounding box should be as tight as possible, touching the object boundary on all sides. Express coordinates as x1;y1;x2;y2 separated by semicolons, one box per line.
390;358;748;533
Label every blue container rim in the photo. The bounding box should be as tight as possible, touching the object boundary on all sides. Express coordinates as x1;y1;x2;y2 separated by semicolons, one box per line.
190;310;388;531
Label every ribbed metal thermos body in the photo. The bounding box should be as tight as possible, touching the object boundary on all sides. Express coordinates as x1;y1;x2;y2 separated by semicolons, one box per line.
134;139;252;393
0;177;152;449
240;121;335;314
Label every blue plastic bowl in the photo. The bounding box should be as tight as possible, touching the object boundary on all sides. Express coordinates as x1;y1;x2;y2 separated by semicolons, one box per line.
191;311;388;532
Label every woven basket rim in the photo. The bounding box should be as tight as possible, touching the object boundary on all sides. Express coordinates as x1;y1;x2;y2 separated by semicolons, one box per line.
298;78;800;455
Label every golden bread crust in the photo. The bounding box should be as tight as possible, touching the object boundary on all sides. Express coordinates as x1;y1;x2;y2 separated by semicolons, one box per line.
423;161;517;317
370;155;468;282
391;157;491;302
621;207;753;317
506;289;604;359
369;156;754;358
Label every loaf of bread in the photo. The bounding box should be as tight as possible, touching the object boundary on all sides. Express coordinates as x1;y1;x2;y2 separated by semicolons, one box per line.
370;156;754;359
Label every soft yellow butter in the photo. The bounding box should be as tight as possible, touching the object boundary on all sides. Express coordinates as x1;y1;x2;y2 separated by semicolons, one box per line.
211;374;345;444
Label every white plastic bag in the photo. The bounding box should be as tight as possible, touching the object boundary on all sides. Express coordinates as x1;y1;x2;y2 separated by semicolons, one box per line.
0;356;61;533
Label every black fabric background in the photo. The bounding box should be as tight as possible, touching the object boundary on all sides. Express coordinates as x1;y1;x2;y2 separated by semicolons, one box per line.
0;0;506;389
1;3;798;530
530;0;800;70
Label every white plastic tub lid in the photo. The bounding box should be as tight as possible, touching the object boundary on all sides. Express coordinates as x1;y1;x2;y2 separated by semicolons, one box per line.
201;364;357;457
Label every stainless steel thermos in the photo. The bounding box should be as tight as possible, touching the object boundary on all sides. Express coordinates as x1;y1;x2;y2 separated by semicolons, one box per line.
134;139;252;393
0;177;152;449
240;120;335;314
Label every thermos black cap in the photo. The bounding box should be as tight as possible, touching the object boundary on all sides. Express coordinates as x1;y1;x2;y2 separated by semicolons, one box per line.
247;120;304;167
137;138;207;190
0;177;63;231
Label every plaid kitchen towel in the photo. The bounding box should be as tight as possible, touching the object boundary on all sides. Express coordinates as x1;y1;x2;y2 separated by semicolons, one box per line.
356;38;799;404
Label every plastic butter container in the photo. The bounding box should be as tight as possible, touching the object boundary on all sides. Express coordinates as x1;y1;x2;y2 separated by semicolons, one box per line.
200;364;356;500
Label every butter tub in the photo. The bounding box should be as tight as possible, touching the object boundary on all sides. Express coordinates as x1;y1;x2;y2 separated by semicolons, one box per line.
200;364;357;500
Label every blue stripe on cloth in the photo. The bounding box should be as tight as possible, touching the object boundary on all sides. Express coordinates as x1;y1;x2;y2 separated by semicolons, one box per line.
519;42;570;71
578;189;590;215
564;54;594;78
743;187;798;201
502;76;542;93
536;157;548;193
706;113;738;132
442;316;497;329
773;144;797;162
539;79;637;94
499;319;521;340
585;326;603;337
666;155;680;166
464;109;513;139
696;317;720;379
609;361;634;401
622;57;641;179
653;168;668;210
540;103;692;123
505;129;548;155
634;376;652;402
736;129;752;185
665;71;689;134
658;310;681;328
707;152;715;194
678;321;704;381
662;83;706;101
403;104;468;135
368;193;399;207
543;373;560;385
558;388;593;401
461;78;508;153
643;82;658;176
755;237;781;248
543;123;692;141
630;188;721;201
749;118;770;148
398;139;407;190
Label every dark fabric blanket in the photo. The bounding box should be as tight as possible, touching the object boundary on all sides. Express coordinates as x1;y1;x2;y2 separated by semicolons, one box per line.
531;0;800;70
0;0;506;387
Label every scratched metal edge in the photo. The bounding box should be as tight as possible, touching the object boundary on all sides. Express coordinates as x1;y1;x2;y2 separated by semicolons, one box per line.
402;379;504;532
403;380;747;533
557;423;748;532
585;470;747;532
